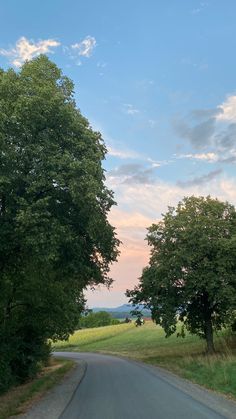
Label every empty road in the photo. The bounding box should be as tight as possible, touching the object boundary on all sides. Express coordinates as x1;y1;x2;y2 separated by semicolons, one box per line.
54;352;236;419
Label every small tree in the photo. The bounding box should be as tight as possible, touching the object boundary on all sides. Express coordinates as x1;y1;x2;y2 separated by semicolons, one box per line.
127;196;236;353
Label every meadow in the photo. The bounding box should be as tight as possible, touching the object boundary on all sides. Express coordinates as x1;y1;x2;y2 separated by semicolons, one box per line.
54;321;236;399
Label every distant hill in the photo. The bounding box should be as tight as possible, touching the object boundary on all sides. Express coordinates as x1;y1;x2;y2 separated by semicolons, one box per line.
92;304;151;319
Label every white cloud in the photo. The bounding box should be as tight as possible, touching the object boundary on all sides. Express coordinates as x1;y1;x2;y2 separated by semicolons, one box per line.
107;146;142;160
0;37;60;67
177;152;219;163
71;36;96;57
123;104;140;115
147;157;171;167
216;95;236;122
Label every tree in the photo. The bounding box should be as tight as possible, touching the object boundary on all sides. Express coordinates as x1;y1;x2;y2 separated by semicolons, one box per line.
127;196;236;353
0;56;119;391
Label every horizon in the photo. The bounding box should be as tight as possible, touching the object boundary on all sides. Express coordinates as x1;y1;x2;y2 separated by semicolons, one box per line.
89;303;131;309
1;1;236;306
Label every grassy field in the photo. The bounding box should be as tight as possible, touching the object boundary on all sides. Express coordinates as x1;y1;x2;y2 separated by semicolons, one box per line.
53;321;236;399
0;358;75;419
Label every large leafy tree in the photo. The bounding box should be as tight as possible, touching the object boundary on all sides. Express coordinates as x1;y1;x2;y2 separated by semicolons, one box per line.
0;56;119;391
127;196;236;353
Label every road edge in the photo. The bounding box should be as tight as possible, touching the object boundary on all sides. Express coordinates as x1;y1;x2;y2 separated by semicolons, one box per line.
17;357;87;419
58;351;236;419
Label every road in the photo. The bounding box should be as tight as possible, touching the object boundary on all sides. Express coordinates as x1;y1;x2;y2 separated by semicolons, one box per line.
55;352;236;419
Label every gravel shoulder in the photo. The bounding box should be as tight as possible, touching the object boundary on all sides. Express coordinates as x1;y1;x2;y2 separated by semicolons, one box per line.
16;358;86;419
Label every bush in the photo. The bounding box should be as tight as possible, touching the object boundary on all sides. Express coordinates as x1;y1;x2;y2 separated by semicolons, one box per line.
0;328;51;394
10;336;51;383
111;318;120;325
0;354;14;394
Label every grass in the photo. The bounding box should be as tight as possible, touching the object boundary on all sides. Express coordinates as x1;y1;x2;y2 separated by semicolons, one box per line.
53;322;132;350
0;357;75;419
53;321;236;399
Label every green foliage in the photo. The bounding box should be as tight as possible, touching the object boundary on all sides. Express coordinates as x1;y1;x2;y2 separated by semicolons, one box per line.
0;355;13;394
0;56;119;392
78;311;120;328
127;196;236;353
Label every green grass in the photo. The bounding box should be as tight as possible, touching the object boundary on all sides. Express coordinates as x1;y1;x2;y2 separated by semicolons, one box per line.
53;322;132;350
53;321;236;399
0;358;75;419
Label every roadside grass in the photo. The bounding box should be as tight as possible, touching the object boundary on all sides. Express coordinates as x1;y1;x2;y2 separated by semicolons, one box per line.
53;321;236;399
0;358;75;419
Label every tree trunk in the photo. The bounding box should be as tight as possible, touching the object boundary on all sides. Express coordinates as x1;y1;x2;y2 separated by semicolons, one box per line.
205;316;215;354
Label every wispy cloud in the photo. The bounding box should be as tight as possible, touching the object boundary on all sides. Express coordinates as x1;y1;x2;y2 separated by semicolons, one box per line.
123;103;140;115
181;57;208;72
176;152;219;163
108;163;158;185
147;157;171;167
191;2;208;15
177;169;222;188
97;61;107;76
97;61;107;68
107;146;141;160
0;37;60;67
71;36;96;58
107;146;171;171
148;119;157;128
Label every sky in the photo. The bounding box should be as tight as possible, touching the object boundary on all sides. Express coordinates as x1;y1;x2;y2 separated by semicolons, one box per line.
1;1;236;307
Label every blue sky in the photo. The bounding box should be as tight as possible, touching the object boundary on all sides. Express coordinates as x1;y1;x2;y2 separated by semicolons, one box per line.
1;1;236;307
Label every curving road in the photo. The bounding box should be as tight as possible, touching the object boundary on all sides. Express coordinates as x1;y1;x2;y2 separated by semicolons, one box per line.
54;352;236;419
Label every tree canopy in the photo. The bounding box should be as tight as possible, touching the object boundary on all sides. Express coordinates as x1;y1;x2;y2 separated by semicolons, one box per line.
127;196;236;353
0;56;119;392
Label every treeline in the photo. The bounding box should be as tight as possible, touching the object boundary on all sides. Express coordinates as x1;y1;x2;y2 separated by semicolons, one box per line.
78;311;120;328
108;311;151;319
0;57;119;393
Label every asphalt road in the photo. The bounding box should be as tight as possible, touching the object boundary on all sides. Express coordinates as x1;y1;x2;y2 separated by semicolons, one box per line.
55;352;236;419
